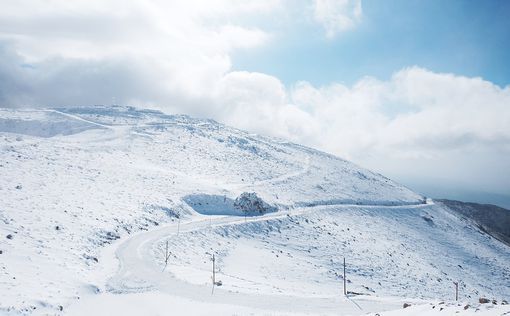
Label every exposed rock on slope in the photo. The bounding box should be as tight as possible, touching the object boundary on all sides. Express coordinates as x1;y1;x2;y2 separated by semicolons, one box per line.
234;192;277;215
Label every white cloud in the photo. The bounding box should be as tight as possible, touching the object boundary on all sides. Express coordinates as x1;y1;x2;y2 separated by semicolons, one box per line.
0;0;280;110
213;71;320;142
284;68;510;161
312;0;362;38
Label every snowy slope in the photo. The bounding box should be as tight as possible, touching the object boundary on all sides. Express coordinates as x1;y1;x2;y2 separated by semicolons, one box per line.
0;106;508;315
155;204;510;301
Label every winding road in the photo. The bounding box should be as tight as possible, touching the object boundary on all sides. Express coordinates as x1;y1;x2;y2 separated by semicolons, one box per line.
103;200;431;315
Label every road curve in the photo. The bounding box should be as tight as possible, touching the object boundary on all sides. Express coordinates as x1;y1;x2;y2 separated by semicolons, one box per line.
104;202;431;314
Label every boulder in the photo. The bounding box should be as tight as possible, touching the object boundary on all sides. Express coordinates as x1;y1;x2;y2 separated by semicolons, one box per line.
479;297;490;304
234;192;276;215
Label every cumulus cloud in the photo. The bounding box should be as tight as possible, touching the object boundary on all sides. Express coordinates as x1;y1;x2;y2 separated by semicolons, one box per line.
287;67;510;160
312;0;362;38
213;71;320;143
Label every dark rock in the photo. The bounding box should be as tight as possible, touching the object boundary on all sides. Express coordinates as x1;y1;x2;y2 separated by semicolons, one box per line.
104;231;120;241
421;215;434;224
479;297;490;304
6;234;13;240
234;192;276;215
15;185;22;190
403;303;412;308
464;304;470;310
84;254;99;263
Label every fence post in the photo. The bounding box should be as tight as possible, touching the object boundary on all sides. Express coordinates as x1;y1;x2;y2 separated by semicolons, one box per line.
165;240;169;265
162;240;170;272
212;253;216;294
343;257;347;296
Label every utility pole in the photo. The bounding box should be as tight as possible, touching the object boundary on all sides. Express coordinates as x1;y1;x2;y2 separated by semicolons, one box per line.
165;240;169;265
343;257;347;296
162;240;170;272
453;281;459;301
212;253;216;294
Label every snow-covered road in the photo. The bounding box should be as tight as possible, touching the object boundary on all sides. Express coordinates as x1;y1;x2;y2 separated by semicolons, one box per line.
100;202;430;315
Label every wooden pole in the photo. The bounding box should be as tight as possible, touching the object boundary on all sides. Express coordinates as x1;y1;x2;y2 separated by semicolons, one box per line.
211;253;216;294
162;240;170;272
343;257;346;296
213;254;216;284
165;240;169;265
454;281;458;301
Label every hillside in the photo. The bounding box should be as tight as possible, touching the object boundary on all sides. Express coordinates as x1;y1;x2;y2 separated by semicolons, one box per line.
0;106;508;315
437;199;510;246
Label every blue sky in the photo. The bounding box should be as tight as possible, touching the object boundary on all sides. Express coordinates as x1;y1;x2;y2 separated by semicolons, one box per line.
233;0;510;87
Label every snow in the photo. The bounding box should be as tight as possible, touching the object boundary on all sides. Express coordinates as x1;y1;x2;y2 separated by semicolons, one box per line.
0;109;105;138
154;204;509;301
66;291;312;316
366;301;510;315
0;105;508;315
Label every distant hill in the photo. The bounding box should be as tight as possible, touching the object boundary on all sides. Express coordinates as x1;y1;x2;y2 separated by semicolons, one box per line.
437;199;510;246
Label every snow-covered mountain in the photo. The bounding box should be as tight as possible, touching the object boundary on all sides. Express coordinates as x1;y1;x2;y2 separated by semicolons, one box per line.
0;106;508;315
